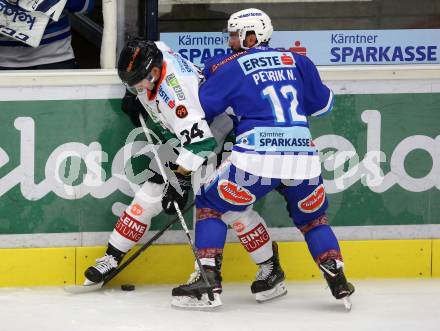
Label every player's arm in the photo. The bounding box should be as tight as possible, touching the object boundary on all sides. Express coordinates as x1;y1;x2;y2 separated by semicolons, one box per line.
162;75;217;173
198;66;233;122
160;106;216;215
201;53;223;81
296;54;334;118
159;68;217;215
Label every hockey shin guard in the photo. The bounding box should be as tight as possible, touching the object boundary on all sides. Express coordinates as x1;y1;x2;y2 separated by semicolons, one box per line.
223;209;273;264
195;208;227;264
109;182;164;253
300;214;343;264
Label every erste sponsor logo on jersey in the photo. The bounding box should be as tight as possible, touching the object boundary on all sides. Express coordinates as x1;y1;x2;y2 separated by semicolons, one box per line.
298;184;326;213
115;212;147;242
165;73;186;101
238;51;295;75
237;223;270;253
217;179;256;205
158;85;176;109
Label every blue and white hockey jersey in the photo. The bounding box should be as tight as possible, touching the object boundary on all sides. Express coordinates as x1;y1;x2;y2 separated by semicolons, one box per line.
199;46;334;179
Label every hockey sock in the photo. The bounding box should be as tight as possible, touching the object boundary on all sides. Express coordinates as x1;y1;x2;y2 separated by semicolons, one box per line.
300;214;343;264
109;182;163;253
108;203;154;253
223;209;273;264
195;208;227;250
193;213;224;269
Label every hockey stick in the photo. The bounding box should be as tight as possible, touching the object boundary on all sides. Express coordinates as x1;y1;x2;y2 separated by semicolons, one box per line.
138;113;215;302
64;202;195;294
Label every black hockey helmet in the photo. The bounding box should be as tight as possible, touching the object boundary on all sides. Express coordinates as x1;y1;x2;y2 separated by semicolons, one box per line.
117;38;163;87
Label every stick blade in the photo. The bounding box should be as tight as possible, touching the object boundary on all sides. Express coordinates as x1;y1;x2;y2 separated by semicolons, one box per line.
64;282;104;294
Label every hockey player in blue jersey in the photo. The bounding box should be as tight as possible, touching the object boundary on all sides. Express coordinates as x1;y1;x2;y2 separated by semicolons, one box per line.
171;8;355;310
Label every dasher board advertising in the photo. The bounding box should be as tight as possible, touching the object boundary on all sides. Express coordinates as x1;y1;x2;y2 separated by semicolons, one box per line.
160;29;440;66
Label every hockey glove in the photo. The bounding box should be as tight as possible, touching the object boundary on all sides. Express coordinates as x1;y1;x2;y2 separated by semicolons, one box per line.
162;171;192;215
121;89;147;127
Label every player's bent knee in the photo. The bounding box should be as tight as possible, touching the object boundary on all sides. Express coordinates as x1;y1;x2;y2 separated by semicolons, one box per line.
195;208;228;249
223;208;273;263
109;210;150;252
196;208;223;222
298;213;329;235
128;182;164;222
222;208;262;226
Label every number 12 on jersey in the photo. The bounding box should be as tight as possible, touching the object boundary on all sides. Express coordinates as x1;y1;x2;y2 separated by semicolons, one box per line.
261;84;306;124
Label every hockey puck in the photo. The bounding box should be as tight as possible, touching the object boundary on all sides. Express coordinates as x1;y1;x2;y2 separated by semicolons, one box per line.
121;284;135;291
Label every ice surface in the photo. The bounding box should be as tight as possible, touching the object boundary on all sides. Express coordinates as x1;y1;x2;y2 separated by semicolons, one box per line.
0;279;439;331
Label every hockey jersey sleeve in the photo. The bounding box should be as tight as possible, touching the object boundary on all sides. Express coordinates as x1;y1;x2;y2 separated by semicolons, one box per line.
202;53;226;80
160;58;217;171
296;54;334;117
198;65;234;122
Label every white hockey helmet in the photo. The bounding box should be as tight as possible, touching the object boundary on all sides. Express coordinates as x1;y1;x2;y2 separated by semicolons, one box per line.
227;8;273;49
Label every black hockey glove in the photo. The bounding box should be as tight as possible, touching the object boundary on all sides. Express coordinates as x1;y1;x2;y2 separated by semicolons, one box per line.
121;89;147;127
162;171;192;215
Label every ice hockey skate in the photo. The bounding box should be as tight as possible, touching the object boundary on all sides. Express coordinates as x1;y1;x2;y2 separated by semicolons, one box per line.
64;253;120;294
171;264;223;310
84;253;119;284
250;241;288;303
319;259;355;311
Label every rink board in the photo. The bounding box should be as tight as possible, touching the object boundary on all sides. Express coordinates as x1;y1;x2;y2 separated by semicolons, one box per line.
433;240;440;277
0;239;436;287
1;72;440;243
0;247;75;286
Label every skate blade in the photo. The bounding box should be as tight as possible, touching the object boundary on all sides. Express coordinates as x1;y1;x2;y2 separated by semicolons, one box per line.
255;282;288;303
171;293;222;311
64;281;104;294
342;296;352;311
